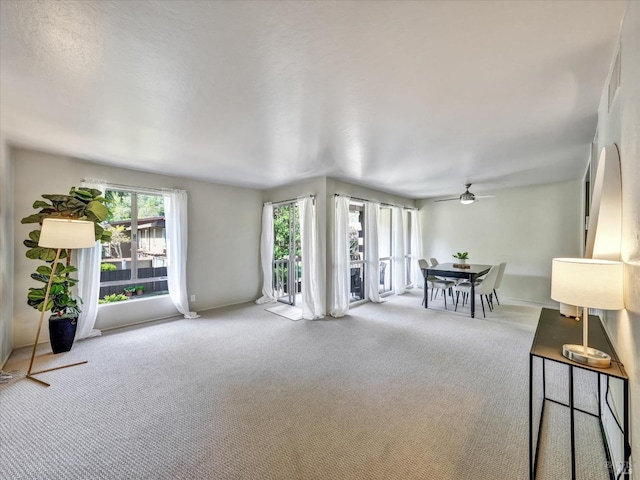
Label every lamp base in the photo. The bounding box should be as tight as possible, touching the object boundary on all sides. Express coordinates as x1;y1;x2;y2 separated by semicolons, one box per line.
562;344;611;368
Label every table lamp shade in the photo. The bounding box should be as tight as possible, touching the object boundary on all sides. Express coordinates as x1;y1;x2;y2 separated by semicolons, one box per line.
38;218;96;249
551;258;624;310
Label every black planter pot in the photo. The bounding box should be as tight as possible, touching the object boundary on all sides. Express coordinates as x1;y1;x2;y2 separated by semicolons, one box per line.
49;315;78;354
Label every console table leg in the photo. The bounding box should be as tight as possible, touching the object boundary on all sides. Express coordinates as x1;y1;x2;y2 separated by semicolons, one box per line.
569;365;576;480
529;354;533;480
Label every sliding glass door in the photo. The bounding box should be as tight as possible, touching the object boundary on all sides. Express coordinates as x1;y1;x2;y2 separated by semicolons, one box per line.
349;202;365;302
273;202;301;305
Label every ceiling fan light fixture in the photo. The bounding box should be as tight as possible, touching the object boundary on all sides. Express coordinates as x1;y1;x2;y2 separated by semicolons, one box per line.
460;184;475;204
434;183;493;204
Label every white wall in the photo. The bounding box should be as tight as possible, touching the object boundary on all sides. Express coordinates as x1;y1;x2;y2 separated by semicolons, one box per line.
12;148;262;347
418;180;584;305
595;1;640;468
0;134;12;365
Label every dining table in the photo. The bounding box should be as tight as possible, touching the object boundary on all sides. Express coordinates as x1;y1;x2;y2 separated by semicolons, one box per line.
422;262;492;318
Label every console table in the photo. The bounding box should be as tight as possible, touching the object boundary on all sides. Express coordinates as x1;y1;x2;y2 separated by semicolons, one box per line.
529;308;630;479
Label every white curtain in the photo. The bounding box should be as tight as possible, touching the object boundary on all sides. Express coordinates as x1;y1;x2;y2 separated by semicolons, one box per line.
392;207;406;295
76;179;106;340
76;241;102;339
164;190;200;319
330;195;350;317
256;203;277;304
298;197;324;319
409;210;422;288
365;201;382;303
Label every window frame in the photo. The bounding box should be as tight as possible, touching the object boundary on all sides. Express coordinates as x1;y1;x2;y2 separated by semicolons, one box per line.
99;188;169;301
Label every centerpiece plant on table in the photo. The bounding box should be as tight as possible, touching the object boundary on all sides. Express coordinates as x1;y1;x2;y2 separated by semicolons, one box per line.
452;252;469;260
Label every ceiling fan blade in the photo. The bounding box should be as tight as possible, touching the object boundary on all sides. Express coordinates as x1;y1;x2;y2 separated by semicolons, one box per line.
433;197;460;202
475;194;496;199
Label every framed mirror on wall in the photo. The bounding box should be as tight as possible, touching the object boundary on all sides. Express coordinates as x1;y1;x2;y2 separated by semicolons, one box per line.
585;144;622;261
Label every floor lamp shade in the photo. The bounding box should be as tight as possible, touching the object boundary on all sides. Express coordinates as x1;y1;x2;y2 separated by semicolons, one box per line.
38;218;96;249
550;258;624;368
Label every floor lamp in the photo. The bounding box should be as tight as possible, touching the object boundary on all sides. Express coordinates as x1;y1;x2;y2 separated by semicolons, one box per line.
26;218;96;387
550;258;624;368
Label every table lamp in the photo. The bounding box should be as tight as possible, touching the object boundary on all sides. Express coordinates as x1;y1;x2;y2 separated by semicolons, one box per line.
551;258;624;368
26;218;96;386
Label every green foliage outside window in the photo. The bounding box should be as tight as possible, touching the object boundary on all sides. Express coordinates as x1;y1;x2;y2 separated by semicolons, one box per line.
273;205;300;261
105;191;164;222
98;293;129;304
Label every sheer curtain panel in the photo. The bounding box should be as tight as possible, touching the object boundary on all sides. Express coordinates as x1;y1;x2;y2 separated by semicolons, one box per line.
256;203;277;304
410;210;422;288
392;207;406;295
298;197;324;319
76;179;106;339
365;202;382;303
164;190;200;319
76;241;102;339
330;196;350;317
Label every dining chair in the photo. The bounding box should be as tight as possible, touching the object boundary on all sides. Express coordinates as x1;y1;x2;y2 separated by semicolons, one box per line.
454;264;500;317
492;262;507;305
419;258;455;309
428;257;456;307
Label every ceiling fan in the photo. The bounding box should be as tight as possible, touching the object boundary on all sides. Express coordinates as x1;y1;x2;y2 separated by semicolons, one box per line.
434;184;495;204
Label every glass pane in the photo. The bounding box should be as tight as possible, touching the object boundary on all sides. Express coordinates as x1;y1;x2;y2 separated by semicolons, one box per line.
136;194;167;298
101;191;132;286
349;204;364;261
378;207;391;259
404;211;411;254
350;262;365;302
379;259;391;293
349;202;365;303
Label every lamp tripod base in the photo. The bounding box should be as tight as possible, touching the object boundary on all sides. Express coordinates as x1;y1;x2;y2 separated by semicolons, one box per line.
562;344;611;368
26;360;88;387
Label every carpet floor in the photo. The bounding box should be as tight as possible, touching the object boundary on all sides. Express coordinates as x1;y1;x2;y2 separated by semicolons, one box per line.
0;291;609;479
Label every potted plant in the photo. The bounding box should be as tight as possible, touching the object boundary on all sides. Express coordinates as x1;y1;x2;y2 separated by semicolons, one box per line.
22;186;111;353
452;251;469;264
123;286;136;297
134;285;146;296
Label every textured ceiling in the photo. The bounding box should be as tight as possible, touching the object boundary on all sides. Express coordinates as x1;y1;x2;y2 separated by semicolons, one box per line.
0;0;627;199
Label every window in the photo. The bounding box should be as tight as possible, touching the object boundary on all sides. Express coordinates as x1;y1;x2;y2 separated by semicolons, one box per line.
99;189;168;302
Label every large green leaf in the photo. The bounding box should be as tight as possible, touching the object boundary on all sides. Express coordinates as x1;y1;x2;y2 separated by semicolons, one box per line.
28;288;46;301
21;213;44;224
32;200;51;209
37;299;54;312
36;265;52;275
58;265;78;275
87;200;109;222
49;283;65;294
26;247;46;260
41;194;71;202
71;188;93;200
